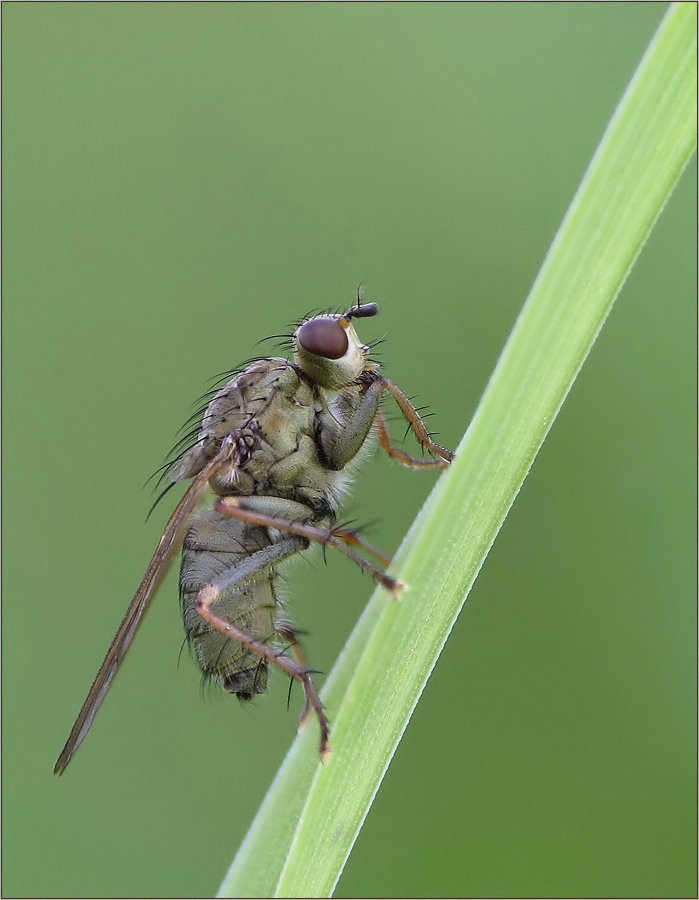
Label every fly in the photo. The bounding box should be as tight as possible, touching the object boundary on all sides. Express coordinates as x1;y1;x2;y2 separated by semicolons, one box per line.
54;293;454;773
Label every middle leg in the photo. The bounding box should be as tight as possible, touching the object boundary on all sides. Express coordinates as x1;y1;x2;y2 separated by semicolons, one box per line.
214;495;404;596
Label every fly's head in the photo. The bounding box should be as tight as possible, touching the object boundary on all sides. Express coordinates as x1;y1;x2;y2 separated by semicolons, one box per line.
293;297;380;389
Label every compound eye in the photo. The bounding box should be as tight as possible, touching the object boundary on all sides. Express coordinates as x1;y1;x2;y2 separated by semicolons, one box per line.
297;319;348;360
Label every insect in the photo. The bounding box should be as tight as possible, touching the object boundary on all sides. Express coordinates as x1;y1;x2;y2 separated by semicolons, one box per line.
54;293;454;774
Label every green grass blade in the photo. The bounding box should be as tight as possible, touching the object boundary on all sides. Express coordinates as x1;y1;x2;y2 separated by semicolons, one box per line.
219;4;696;896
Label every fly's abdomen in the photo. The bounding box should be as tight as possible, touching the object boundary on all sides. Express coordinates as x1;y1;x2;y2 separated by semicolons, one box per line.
180;510;279;698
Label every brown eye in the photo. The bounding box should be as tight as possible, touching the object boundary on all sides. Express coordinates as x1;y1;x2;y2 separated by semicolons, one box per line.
297;319;348;359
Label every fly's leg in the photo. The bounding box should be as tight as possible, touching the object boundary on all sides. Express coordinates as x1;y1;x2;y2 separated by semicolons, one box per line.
276;623;310;671
374;409;448;469
277;624;313;731
321;523;391;567
374;375;455;466
317;377;386;470
194;535;332;759
214;495;404;596
317;374;454;471
218;495;392;565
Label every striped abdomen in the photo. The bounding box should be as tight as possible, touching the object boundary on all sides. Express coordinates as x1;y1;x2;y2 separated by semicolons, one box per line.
180;509;281;698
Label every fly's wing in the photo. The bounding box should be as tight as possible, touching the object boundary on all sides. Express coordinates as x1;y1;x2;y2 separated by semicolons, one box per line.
54;441;235;774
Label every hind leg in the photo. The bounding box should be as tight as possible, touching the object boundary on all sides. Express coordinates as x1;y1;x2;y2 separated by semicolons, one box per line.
277;624;315;731
194;535;332;760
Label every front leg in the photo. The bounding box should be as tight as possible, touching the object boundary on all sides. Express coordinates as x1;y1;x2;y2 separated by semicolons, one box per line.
316;378;385;471
376;375;454;465
317;373;454;471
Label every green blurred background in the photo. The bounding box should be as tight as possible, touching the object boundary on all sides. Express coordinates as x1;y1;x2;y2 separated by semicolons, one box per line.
3;3;695;898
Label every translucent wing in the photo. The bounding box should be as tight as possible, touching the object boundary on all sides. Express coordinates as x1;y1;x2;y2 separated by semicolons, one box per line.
54;442;235;774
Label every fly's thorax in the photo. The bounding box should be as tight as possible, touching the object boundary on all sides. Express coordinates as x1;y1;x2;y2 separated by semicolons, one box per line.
253;373;317;460
197;362;334;510
170;359;303;483
204;359;300;447
294;313;373;390
250;374;370;511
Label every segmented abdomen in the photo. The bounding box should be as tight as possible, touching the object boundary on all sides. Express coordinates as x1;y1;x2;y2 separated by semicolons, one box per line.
180;509;280;698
